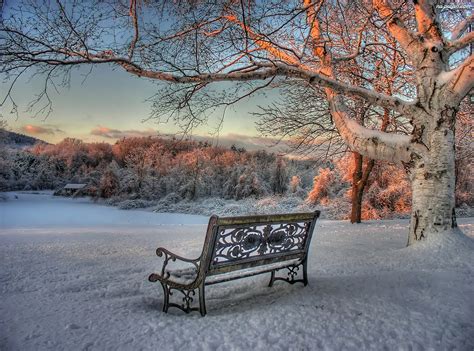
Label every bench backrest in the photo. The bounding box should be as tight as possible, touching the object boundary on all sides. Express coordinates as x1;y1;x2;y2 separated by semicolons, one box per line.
201;211;320;275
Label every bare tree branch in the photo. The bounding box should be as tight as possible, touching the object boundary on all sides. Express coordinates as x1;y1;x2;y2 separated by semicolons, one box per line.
450;13;474;40
373;0;421;56
447;32;474;55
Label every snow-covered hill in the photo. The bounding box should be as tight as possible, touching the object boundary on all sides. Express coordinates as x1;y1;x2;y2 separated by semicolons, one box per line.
0;130;47;149
0;193;473;350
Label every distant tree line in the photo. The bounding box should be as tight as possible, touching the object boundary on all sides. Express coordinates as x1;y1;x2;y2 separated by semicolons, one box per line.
0;136;314;200
0;135;471;219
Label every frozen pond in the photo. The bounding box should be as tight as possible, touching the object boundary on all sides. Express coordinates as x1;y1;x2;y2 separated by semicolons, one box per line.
0;192;208;228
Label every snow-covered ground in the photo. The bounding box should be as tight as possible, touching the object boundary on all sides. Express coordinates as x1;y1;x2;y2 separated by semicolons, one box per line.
1;192;473;350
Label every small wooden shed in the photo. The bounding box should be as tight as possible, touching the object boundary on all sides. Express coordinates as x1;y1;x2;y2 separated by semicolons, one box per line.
59;183;87;197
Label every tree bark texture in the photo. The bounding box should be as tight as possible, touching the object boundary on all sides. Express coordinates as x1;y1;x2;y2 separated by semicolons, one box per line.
407;109;457;244
350;152;375;224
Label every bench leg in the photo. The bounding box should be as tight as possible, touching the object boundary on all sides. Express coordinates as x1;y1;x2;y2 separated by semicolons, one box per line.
302;258;308;286
199;282;207;317
160;282;170;313
268;270;275;287
271;261;308;286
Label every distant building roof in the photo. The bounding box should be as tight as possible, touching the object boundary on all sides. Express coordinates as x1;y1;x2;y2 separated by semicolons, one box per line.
63;183;86;189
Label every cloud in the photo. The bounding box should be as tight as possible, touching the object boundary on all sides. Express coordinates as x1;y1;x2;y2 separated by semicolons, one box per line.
21;124;64;135
90;125;157;139
221;133;283;148
89;127;291;154
188;133;289;153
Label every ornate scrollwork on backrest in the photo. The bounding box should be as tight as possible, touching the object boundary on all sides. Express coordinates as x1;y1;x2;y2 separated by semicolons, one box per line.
210;221;311;267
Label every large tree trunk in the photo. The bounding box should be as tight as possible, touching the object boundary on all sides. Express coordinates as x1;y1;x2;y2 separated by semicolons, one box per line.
408;114;457;245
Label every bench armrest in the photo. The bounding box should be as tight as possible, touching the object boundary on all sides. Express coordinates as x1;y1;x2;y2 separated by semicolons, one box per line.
148;247;200;284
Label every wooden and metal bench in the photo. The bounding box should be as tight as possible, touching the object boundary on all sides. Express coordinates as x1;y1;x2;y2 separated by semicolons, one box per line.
148;211;320;316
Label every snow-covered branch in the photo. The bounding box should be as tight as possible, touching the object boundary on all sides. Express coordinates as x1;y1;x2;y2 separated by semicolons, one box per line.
270;64;414;115
118;58;413;115
443;54;474;103
327;97;413;164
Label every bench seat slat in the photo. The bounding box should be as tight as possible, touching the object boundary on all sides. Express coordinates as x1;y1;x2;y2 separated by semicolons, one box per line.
165;258;302;286
206;258;301;285
207;251;306;274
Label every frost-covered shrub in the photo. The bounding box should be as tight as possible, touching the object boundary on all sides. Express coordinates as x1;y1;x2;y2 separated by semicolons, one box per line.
455;104;473;207
267;196;307;213
104;195;127;206
271;158;288;194
117;199;155;210
163;192;182;204
289;175;301;193
455;160;473;207
363;163;411;219
287;175;307;199
154;192;183;211
234;169;270;200
304;156;412;220
115;168;138;195
456;203;474;217
0;146;12;191
306;167;337;205
99;168;120;198
319;196;351;220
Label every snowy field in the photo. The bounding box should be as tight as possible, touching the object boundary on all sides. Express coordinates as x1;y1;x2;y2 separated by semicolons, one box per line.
1;192;473;350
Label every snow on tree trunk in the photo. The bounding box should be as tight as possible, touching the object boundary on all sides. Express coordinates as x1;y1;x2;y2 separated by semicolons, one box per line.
408;108;457;245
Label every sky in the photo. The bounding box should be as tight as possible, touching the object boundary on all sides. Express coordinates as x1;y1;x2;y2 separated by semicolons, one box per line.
0;0;287;152
0;63;288;151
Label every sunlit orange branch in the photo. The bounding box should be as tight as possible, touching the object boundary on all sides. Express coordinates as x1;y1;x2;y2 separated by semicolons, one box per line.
373;0;420;56
302;0;326;59
223;13;302;65
413;0;442;41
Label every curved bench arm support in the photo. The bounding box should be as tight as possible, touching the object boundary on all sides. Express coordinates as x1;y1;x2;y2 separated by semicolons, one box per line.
148;247;200;285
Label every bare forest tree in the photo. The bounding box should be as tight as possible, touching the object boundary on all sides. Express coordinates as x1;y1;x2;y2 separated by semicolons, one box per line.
0;0;472;245
256;34;410;223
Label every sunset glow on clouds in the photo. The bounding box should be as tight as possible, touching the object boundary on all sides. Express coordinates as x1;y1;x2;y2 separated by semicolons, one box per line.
88;125;288;152
16;120;286;153
21;124;64;135
90;126;158;139
3;66;270;147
